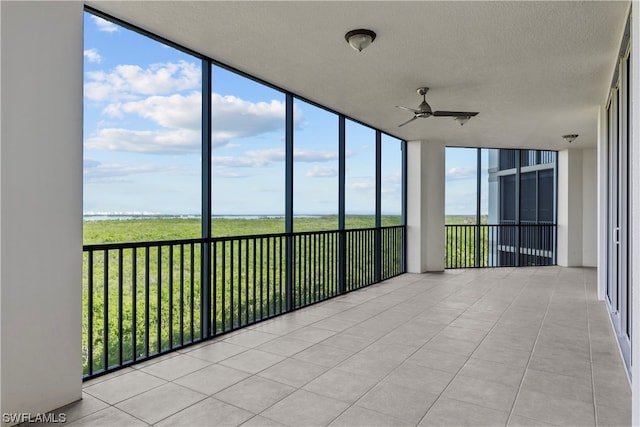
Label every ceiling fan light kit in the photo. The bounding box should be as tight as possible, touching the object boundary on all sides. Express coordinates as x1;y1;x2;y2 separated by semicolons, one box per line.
396;87;478;127
453;116;471;126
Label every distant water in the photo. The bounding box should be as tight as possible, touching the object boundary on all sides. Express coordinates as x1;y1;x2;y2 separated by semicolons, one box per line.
82;214;326;221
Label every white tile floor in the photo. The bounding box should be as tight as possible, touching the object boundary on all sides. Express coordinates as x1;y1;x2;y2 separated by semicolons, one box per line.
55;267;630;426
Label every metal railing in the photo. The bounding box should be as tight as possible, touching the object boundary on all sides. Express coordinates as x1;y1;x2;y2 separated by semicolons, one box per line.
445;224;556;269
83;225;405;378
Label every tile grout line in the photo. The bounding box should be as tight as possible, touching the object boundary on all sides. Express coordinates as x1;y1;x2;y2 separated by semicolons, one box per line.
585;269;599;426
413;267;542;426
305;268;503;426
504;267;561;427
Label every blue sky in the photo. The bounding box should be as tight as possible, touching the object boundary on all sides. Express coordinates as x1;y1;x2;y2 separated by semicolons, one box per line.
445;147;489;216
83;12;474;217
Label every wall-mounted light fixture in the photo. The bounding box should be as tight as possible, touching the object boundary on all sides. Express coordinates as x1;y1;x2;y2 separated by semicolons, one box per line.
562;134;579;143
345;29;376;52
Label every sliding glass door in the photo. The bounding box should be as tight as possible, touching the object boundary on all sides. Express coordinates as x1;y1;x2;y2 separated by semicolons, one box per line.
606;45;631;375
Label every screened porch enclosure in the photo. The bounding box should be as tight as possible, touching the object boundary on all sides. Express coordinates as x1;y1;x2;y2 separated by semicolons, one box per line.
82;8;407;379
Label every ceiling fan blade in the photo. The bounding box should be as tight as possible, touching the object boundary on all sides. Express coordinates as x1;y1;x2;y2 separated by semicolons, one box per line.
396;105;420;113
398;116;418;127
432;111;479;117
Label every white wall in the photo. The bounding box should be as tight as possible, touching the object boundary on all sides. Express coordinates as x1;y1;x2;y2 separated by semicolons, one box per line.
557;149;584;266
406;141;445;272
558;147;597;267
1;2;83;421
582;148;597;267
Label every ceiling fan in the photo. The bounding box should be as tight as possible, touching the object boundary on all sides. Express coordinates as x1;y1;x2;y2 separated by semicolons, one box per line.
396;87;479;127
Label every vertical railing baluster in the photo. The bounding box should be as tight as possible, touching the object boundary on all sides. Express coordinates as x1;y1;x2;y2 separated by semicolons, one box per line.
88;251;94;376
169;245;173;349
221;241;226;332
190;243;194;341
179;245;184;346
145;246;150;358
230;240;235;328
245;238;250;325
279;235;284;313
259;238;263;319
103;249;109;371
157;246;162;354
132;248;137;361
253;238;257;323
212;241;217;335
118;248;123;365
260;238;268;317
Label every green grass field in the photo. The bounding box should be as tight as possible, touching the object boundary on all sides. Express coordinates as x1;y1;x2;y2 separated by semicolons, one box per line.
83;215;403;245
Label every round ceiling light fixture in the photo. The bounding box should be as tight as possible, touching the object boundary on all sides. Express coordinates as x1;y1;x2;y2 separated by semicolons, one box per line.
345;29;376;52
562;134;579;143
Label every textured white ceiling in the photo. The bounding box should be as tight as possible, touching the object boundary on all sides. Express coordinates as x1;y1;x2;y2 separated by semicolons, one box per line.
87;1;630;150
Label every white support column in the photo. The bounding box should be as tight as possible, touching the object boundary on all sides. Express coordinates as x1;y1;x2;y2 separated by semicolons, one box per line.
582;148;597;267
557;149;584;267
1;2;83;422
597;105;608;300
630;3;639;424
406;140;445;273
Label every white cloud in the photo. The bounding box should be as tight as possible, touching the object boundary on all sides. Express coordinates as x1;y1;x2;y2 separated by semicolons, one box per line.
294;149;338;162
211;94;290;145
84;48;102;64
83;158;176;183
213;170;251;178
245;148;338;163
348;182;374;191
382;173;401;193
85;128;200;154
446;166;476;181
84;57;307;155
212;156;269;168
245;148;285;162
91;15;119;33
209;147;338;173
306;166;337;178
85;61;200;101
105;92;201;130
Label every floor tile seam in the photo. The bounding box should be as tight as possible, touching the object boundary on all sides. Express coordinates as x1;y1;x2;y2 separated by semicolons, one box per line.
327;404;410;427
120;393;211;426
323;281;479;370
252;383;356;426
509;413;562;427
180;367;318;422
584;270;600;426
505;271;563;426
82;367;137;389
317;383;398;427
427;269;554;425
83;377;169;407
426;395;513;422
345;381;440;426
61;393;116;424
74;405;152;427
413;276;535;426
211;353;349;415
309;278;475;361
